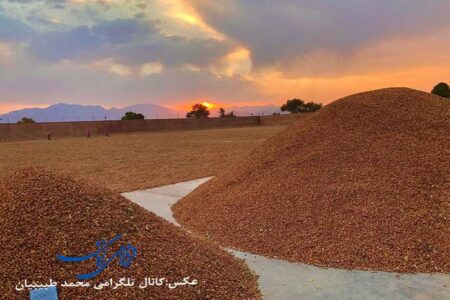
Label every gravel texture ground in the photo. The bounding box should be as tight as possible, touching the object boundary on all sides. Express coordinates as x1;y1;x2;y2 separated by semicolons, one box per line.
173;88;450;274
0;126;283;193
0;168;260;299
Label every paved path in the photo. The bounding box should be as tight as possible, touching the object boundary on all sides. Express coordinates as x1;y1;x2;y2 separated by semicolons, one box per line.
122;178;450;300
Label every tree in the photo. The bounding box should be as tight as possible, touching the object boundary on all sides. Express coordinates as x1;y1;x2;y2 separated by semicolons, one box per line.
121;111;145;120
186;103;210;119
17;117;36;124
281;98;322;113
281;98;304;114
219;107;236;118
302;102;323;112
431;82;450;99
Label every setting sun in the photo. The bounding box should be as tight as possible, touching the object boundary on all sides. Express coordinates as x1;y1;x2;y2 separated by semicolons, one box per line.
201;101;215;109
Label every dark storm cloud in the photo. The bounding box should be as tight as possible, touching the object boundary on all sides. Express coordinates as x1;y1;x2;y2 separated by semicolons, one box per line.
6;0;67;4
92;18;159;44
191;0;450;67
26;18;159;62
26;16;235;68
5;0;110;10
27;25;105;61
112;35;234;68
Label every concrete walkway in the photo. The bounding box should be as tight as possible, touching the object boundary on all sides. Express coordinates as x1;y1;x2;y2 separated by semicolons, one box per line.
122;178;450;300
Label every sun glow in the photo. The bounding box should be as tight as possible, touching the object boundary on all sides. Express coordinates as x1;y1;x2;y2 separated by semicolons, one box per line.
173;13;202;25
201;101;215;109
164;0;226;40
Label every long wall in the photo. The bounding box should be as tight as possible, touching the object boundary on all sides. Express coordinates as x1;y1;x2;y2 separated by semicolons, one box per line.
0;114;311;141
259;113;312;126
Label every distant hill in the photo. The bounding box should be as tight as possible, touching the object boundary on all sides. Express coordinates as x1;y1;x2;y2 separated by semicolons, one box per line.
0;103;182;123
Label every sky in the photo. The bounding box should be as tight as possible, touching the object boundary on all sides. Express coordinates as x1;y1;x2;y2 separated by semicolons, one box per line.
0;0;449;113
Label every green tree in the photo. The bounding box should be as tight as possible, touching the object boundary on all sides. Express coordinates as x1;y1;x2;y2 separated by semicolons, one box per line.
302;102;323;112
219;107;236;118
431;82;450;99
121;111;145;120
17;117;36;124
281;98;304;114
281;98;322;113
186;103;210;119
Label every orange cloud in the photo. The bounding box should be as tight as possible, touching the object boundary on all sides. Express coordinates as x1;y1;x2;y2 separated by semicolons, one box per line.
161;0;226;40
210;47;252;77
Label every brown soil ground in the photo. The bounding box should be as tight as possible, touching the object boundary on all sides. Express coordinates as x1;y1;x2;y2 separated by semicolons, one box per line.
0;126;283;193
0;168;260;299
173;88;450;274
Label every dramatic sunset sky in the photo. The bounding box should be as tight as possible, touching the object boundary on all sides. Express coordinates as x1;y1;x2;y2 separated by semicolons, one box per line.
0;0;449;113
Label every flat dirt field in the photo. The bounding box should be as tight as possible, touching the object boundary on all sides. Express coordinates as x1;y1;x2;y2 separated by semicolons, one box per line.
0;126;284;192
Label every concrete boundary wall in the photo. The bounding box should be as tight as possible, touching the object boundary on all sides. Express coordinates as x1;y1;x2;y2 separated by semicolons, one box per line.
259;113;312;126
0;114;311;141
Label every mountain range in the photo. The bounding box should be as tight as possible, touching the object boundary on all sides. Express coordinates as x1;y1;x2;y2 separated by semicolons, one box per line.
0;103;181;123
0;103;283;123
